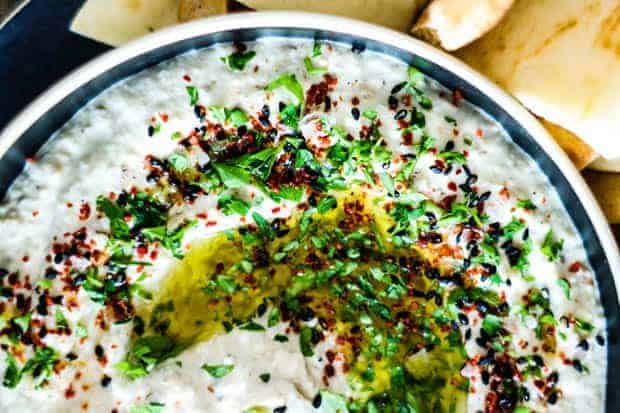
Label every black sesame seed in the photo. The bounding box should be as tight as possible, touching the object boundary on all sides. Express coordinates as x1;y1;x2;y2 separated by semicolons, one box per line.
312;393;322;408
391;82;406;95
273;407;287;413
572;359;584;373
533;355;544;367
394;109;408;120
548;392;558;405
101;375;111;387
147;125;155;137
66;352;78;361
596;335;605;346
458;313;469;326
261;104;270;118
95;344;104;359
388;95;398;110
45;268;58;280
481;370;490;385
351;107;360;120
578;339;589;351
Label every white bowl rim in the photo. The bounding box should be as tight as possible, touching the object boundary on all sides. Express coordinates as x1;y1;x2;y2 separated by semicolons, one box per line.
0;11;618;296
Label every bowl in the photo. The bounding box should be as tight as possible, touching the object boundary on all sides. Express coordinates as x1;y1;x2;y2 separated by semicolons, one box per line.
0;11;618;410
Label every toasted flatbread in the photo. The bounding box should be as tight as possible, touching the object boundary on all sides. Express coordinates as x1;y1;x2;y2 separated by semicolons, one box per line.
583;170;620;224
238;0;429;32
539;118;596;171
411;0;514;51
457;0;620;160
178;0;228;21
589;156;620;173
71;0;181;47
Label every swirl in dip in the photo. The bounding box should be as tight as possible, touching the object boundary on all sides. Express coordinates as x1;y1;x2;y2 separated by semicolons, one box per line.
0;39;606;413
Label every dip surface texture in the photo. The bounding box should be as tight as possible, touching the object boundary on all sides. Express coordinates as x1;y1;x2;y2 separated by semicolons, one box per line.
0;38;606;413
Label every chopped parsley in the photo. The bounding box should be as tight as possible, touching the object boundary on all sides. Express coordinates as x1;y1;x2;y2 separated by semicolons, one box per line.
221;50;256;71
201;363;234;378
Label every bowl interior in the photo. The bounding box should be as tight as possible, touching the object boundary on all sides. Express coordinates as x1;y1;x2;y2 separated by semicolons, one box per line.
0;24;618;410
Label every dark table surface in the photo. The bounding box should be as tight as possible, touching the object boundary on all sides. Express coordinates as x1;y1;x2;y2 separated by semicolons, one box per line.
0;0;620;243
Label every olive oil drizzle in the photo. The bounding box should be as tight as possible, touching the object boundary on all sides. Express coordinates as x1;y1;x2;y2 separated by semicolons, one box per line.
129;192;468;412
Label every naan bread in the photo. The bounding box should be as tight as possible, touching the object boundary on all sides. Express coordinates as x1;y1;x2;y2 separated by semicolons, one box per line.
539;118;596;171
178;0;228;21
71;0;181;47
238;0;429;32
411;0;514;51
583;170;620;224
589;156;620;173
457;0;620;160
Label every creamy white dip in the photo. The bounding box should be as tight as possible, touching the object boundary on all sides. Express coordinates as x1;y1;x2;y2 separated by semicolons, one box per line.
0;38;606;413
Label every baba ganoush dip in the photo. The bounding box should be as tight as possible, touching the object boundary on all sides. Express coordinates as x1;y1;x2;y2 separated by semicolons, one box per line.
0;38;607;413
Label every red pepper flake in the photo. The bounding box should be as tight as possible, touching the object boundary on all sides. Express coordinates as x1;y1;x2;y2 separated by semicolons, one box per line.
499;187;510;199
64;385;76;399
32;210;39;217
136;245;147;258
271;207;281;214
160;113;169;123
150;250;158;260
183;75;191;82
79;203;91;220
206;220;217;227
447;182;457;191
476;128;484;138
569;262;583;272
452;89;463;106
66;202;73;208
351;96;360;105
21;256;29;263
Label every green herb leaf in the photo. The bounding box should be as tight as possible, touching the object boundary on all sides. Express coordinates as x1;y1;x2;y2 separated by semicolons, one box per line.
558;278;571;299
503;217;525;240
266;73;304;104
312;43;322;57
55;308;68;330
437;151;466;164
304;57;327;76
221;50;256;71
541;230;564;262
213;163;252;189
299;326;315;357
517;199;537;211
2;352;22;388
208;106;226;123
317;196;337;213
186;86;199;106
225;108;249;127
239;321;266;331
362;110;378;121
318;390;350;413
129;402;165;413
252;212;275;241
482;314;503;336
202;363;234;378
279;103;300;129
169;153;190;173
218;194;251;216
